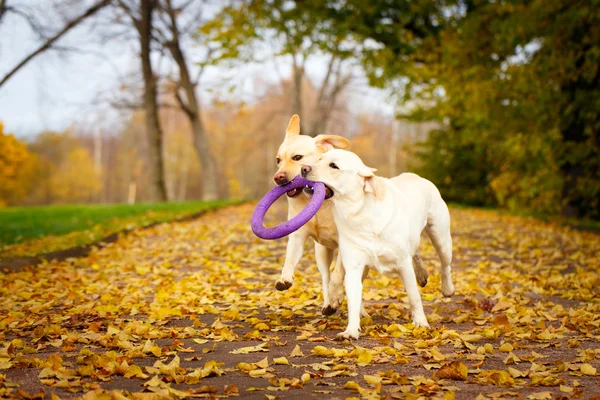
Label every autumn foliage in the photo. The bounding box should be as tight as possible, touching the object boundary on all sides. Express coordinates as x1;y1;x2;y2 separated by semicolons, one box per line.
0;122;38;207
8;130;103;206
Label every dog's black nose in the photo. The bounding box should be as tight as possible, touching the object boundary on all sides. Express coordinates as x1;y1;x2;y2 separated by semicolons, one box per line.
274;172;288;186
301;165;311;177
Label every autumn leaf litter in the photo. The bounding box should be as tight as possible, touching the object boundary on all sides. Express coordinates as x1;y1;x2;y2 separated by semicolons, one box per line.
0;203;599;399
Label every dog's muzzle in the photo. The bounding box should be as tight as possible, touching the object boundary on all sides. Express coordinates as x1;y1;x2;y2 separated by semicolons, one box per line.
301;165;333;199
275;172;302;197
301;165;312;178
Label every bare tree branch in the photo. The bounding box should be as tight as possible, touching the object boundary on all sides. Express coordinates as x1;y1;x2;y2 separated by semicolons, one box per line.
174;90;194;118
305;53;337;137
306;55;354;137
0;0;7;24
117;0;140;31
323;71;353;115
193;47;213;85
315;51;337;107
290;50;303;120
0;0;112;90
6;6;47;39
109;98;179;110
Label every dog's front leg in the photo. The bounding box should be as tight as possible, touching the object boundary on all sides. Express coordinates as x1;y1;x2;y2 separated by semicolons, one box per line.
337;263;365;340
314;243;335;315
360;267;370;318
276;232;307;291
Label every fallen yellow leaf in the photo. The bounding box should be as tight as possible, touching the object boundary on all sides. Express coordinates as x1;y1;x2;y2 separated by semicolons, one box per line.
581;363;597;376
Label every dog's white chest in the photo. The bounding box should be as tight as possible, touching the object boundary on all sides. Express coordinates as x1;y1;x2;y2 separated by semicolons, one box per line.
370;242;401;274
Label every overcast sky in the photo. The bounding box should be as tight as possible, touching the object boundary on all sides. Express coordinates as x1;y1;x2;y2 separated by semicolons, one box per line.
0;1;393;138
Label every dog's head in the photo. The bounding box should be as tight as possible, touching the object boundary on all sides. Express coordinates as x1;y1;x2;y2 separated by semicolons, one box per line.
300;149;378;199
274;115;350;198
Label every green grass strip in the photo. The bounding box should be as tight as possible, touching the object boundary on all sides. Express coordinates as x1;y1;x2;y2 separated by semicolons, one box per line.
0;200;241;257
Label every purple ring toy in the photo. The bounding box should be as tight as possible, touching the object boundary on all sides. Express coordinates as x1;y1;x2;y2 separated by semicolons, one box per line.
251;176;326;240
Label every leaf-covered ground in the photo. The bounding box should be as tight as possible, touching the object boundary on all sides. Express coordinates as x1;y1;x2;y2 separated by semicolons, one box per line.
1;202;599;399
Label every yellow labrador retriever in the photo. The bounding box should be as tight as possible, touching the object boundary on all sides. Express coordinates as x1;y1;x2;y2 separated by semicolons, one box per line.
273;115;349;315
301;149;455;339
273;116;429;317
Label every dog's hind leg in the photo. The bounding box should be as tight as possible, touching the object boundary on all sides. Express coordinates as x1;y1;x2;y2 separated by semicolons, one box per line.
399;255;429;327
276;232;307;291
413;251;428;287
425;204;455;297
328;260;370;317
315;242;335;315
327;252;345;313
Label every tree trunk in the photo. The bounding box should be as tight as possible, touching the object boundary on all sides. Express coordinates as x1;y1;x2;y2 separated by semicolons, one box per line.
304;55;351;138
178;154;188;201
306;54;335;137
291;60;304;133
165;19;222;200
193;122;221;200
140;0;168;202
305;83;346;138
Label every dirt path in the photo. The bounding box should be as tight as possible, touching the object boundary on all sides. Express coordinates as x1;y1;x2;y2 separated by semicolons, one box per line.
1;202;599;399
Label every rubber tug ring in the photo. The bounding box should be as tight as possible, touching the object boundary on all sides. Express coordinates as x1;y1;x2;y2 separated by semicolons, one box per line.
251;176;326;240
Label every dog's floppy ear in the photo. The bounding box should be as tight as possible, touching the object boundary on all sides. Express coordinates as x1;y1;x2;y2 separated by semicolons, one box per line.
358;166;378;195
358;166;377;178
314;135;350;151
285;114;301;137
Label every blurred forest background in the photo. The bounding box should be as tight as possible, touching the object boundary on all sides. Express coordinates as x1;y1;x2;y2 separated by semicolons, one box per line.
0;0;598;218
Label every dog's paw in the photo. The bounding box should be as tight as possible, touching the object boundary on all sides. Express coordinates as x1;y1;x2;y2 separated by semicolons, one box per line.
412;317;430;329
327;284;344;309
441;282;455;297
321;305;337;316
416;273;428;288
275;279;293;291
336;329;360;340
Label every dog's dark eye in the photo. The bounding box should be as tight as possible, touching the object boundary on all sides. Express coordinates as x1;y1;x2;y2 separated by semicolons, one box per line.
276;158;281;165
329;163;339;169
292;155;303;161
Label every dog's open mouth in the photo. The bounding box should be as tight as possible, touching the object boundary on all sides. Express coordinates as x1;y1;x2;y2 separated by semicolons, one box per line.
286;188;302;198
303;185;334;199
